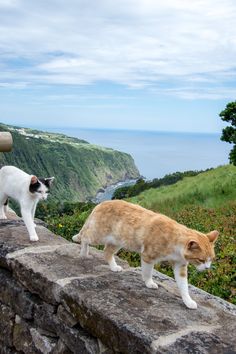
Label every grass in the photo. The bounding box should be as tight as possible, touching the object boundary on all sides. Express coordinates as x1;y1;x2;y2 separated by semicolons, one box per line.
130;165;236;213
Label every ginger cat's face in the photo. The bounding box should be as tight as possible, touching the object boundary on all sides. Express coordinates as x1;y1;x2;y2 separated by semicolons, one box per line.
184;230;218;271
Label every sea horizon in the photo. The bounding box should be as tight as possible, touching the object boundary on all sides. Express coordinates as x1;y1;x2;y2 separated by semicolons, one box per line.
33;125;230;181
4;121;230;180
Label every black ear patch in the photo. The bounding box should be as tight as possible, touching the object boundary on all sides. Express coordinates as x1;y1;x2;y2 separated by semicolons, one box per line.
29;179;41;193
39;177;54;188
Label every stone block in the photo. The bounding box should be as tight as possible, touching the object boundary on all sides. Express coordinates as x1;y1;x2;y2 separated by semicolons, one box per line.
55;322;99;354
34;301;58;337
61;270;236;354
52;340;73;354
57;305;78;327
0;302;15;347
0;268;34;320
13;316;57;354
1;218;236;354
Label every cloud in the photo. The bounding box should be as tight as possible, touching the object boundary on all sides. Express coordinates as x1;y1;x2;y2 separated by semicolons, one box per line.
0;0;236;99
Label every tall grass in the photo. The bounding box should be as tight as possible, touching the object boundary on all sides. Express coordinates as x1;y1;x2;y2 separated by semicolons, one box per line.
130;165;236;213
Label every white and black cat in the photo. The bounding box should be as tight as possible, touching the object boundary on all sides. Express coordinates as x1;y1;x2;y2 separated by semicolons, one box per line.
0;165;54;241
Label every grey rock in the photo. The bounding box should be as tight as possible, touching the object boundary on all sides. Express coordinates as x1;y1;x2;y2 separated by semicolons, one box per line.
13;317;56;354
56;322;99;354
34;301;58;336
0;268;34;320
0;342;18;354
57;305;78;327
1;217;236;354
0;303;15;347
52;340;73;354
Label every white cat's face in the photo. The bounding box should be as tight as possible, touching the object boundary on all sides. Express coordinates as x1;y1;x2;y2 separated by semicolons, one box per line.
29;176;54;200
35;182;50;200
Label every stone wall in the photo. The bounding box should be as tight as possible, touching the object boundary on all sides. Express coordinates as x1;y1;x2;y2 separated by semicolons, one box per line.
0;213;236;354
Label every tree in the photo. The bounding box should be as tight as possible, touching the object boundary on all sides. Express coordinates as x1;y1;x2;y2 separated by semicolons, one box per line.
219;101;236;165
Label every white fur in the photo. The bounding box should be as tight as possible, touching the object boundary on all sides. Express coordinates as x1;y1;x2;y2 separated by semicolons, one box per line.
108;256;123;272
141;259;158;289
196;259;212;271
173;263;197;309
0;166;52;242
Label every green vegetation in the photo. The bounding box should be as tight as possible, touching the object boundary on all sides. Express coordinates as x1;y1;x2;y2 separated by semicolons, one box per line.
130;165;236;212
112;169;209;200
220;101;236;165
0;122;139;201
37;165;236;304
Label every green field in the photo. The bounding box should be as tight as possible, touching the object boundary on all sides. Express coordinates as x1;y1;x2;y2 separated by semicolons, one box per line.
130;165;236;213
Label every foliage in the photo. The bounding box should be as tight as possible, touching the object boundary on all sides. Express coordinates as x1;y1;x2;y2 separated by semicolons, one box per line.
112;169;209;200
0;122;139;202
130;165;236;212
220;101;236;165
36;201;95;241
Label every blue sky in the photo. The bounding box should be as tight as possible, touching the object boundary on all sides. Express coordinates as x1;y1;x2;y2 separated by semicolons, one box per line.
0;0;236;133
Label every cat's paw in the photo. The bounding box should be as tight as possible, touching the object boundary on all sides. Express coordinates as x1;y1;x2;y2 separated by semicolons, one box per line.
145;279;158;289
110;265;123;272
0;214;7;220
30;235;39;242
34;223;37;228
184;298;198;309
72;235;81;243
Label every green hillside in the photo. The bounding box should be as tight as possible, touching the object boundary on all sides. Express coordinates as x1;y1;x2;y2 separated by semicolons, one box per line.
0;123;140;201
130;165;236;213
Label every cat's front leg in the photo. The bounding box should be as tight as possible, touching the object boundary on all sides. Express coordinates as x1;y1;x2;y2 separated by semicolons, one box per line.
31;202;38;228
173;263;197;309
141;258;158;289
21;208;39;242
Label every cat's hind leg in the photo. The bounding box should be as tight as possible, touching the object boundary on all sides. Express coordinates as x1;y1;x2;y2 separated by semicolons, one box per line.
141;258;158;289
72;233;81;243
0;193;8;219
79;238;93;259
104;244;122;272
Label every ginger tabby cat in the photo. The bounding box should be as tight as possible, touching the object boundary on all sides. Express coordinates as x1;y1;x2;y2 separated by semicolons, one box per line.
72;200;218;309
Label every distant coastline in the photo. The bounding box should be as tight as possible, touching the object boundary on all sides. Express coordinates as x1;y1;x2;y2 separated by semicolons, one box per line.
37;127;231;180
93;178;137;203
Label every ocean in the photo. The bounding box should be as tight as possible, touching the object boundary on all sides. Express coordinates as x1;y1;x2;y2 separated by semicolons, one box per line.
48;128;231;180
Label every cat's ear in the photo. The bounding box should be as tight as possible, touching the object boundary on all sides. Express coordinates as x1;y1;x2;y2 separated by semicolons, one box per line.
187;240;200;250
207;230;219;243
46;177;55;186
30;176;38;184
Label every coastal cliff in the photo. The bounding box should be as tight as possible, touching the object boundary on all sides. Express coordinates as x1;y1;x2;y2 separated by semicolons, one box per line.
0;123;140;201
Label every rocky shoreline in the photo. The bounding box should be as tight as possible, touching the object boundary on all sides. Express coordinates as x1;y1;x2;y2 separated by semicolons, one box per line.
93;179;137;203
